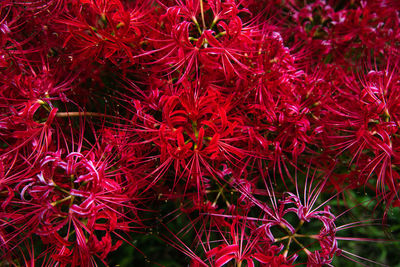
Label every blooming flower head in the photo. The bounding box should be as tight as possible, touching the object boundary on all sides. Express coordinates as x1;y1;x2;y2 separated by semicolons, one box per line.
2;130;144;266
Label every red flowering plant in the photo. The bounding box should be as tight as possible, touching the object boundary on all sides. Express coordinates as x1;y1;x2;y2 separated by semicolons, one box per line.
123;80;252;201
1;0;400;266
1;119;148;266
143;0;265;84
158;166;389;266
55;0;151;68
323;62;400;206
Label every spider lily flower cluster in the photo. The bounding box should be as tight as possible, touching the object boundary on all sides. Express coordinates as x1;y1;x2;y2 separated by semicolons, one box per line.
1;0;399;266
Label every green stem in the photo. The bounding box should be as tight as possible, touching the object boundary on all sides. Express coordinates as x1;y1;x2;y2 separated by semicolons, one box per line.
200;0;206;30
51;195;72;207
292;237;312;255
294;233;319;239
214;31;226;39
274;235;290;242
53;183;70;195
192;17;202;35
210;16;219;30
294;220;304;233
55;111;115;119
283;237;292;257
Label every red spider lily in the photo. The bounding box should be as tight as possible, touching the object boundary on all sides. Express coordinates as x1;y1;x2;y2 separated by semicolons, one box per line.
143;0;263;83
4;55;74;100
203;218;293;267
161;207;296;267
277;0;400;68
1;0;400;265
0;50;79;163
0;0;69;71
0;100;58;161
1;131;145;265
324;62;400;204
226;168;344;266
56;0;150;66
243;75;324;184
126;83;251;198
